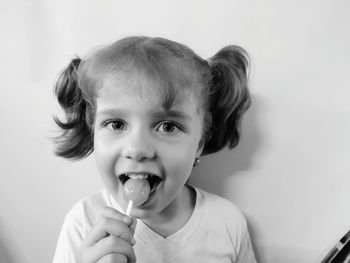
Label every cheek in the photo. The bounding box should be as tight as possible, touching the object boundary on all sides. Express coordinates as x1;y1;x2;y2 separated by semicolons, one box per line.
93;140;122;195
164;143;197;177
93;134;118;177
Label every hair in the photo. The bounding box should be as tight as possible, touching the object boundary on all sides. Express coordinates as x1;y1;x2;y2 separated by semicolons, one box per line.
53;36;251;160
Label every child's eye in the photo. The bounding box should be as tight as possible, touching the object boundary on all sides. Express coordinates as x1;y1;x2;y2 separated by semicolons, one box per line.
103;120;127;131
156;121;180;133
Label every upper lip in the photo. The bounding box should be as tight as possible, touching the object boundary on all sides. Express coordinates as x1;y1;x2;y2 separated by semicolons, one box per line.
118;171;162;179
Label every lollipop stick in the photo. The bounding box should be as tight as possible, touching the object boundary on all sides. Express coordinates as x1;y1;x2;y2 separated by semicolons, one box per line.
126;200;133;217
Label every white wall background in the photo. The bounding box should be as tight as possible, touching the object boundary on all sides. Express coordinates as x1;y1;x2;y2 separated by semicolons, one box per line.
0;1;349;262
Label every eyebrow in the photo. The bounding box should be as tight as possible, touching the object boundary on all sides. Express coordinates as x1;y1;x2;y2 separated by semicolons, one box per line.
96;108;192;121
153;110;192;121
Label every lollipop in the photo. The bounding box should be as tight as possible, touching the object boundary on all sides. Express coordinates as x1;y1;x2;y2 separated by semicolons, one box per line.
123;176;151;216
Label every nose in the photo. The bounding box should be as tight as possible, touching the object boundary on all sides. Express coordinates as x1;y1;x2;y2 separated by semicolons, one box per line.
121;130;155;161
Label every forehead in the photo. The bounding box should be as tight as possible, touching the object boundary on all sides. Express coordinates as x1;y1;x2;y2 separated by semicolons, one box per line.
99;74;184;112
98;63;200;111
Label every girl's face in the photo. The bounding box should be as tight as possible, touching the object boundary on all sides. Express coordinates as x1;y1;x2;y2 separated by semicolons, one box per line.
93;72;204;220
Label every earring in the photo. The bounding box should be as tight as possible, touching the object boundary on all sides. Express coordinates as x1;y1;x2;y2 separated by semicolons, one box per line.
193;157;200;167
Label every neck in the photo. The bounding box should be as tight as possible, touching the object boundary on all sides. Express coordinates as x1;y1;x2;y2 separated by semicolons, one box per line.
141;185;196;238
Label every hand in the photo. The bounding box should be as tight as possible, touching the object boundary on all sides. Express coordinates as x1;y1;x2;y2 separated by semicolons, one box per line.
79;206;137;263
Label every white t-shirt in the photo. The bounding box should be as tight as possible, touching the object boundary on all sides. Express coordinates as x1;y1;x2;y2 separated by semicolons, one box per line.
53;187;256;263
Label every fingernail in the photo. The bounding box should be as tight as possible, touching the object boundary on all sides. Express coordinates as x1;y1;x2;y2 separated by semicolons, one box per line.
131;236;136;245
123;216;132;225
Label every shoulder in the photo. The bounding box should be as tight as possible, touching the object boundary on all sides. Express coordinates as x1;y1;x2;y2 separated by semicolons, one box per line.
53;190;114;262
192;187;257;262
196;187;246;223
195;187;249;239
64;189;116;229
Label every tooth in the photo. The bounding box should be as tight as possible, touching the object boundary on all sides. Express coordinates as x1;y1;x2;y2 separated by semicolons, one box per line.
128;173;148;179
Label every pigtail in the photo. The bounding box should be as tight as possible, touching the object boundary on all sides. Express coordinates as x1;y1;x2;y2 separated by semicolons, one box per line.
203;46;251;155
53;58;94;160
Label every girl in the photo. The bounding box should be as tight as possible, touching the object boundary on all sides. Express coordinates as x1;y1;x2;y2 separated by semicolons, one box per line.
52;36;256;263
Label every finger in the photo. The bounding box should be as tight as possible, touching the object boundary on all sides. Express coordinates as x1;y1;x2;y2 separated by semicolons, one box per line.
100;206;132;226
102;207;136;239
129;218;137;236
100;254;127;263
84;217;135;247
87;235;136;263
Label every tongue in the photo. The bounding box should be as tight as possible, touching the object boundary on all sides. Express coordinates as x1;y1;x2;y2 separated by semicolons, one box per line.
122;178;151;207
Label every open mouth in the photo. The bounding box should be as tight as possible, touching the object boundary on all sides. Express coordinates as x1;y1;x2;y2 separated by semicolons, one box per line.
119;173;162;194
